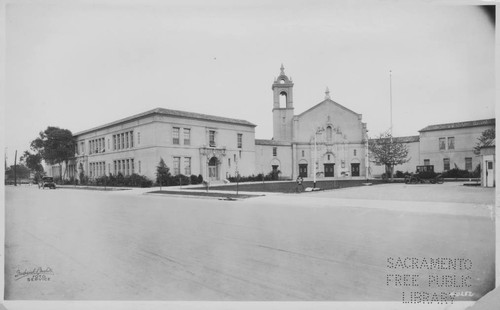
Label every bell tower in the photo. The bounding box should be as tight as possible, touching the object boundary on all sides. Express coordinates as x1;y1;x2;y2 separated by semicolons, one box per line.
272;64;294;141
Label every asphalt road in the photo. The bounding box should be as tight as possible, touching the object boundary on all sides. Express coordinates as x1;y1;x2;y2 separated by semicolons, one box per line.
4;183;495;301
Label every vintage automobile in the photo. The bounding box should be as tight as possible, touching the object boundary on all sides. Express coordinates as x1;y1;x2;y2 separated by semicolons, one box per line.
405;165;444;184
39;176;56;189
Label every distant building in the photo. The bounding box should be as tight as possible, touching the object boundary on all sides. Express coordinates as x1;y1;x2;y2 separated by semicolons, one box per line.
478;138;495;187
370;118;495;176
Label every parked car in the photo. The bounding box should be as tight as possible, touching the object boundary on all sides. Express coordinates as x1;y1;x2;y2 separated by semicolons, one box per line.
39;177;56;189
405;165;444;184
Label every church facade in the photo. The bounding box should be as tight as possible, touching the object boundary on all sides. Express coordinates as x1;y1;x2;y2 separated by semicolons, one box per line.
255;65;369;180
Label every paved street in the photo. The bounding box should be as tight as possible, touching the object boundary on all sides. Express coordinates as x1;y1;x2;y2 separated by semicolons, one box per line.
4;183;495;301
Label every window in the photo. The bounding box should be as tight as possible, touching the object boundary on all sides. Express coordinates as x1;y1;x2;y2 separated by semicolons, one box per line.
113;135;116;150
443;158;450;171
424;159;430;166
121;133;124;149
184;157;191;175
108;139;110;150
465;158;472;171
130;131;134;147
173;127;180;145
209;130;216;147
239;150;242;159
447;137;455;150
237;133;243;148
138;132;141;145
125;132;129;149
327;154;330;161
439;138;446;150
353;149;357;156
273;147;277;157
138;160;141;173
183;128;191;145
301;150;305;157
326;126;333;142
173;157;180;175
228;158;231;167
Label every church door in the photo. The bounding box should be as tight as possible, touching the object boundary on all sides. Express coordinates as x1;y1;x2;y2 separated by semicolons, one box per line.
351;163;360;177
324;163;334;177
299;164;308;177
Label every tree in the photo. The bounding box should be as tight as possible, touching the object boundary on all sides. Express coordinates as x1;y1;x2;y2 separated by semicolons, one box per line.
156;158;171;188
369;131;410;181
474;128;495;155
21;151;44;182
30;126;76;179
5;164;30;180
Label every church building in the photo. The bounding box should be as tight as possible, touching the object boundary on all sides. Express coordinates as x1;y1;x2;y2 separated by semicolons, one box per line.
255;65;369;180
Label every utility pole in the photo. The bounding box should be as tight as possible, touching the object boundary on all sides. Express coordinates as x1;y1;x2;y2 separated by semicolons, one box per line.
14;150;17;186
389;70;394;181
313;127;324;189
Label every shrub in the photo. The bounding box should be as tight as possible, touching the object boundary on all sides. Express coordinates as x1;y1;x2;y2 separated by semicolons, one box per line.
395;171;404;178
227;173;269;183
88;173;153;187
190;174;200;184
170;174;190;186
472;164;481;178
197;174;203;184
441;168;473;178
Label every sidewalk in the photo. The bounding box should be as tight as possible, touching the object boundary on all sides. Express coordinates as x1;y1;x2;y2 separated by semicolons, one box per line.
56;183;275;198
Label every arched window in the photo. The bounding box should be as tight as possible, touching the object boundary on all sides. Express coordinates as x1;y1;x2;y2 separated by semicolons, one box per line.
326;126;333;142
279;91;287;107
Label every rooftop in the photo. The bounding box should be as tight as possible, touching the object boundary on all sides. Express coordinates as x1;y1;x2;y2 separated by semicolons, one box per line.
296;98;361;119
74;107;256;136
419;118;495;132
369;135;420;144
255;139;291;146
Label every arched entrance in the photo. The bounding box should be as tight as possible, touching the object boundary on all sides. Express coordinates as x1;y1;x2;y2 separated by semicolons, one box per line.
298;159;308;178
351;159;361;177
208;157;219;181
322;152;335;177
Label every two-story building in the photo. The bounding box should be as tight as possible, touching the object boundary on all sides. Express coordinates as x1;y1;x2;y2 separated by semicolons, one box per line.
370;119;495;176
54;108;256;182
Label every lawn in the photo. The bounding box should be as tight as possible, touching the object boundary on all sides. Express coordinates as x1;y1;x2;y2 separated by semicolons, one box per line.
192;179;385;193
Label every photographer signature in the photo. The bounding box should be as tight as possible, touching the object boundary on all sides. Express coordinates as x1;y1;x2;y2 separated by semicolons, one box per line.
14;267;53;281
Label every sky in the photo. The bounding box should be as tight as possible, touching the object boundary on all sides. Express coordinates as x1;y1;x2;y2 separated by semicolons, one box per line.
2;0;496;166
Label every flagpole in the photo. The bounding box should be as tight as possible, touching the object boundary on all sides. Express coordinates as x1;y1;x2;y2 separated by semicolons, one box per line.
390;70;393;138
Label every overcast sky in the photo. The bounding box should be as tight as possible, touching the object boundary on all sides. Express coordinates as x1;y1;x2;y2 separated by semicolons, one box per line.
3;0;495;165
